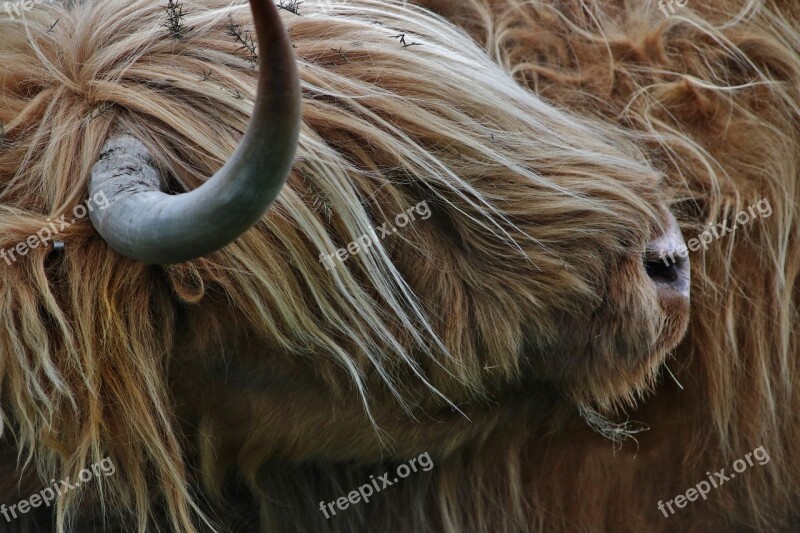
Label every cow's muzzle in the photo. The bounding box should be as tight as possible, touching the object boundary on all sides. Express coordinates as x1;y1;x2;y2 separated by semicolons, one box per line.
644;210;690;302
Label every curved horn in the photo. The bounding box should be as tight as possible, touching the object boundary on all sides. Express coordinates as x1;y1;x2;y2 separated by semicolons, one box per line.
88;0;301;264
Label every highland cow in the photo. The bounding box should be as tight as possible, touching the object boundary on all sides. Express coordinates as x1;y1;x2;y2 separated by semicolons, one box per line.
0;0;798;531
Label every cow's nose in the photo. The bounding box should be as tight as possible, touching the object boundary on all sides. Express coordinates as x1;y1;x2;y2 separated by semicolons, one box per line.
644;210;690;299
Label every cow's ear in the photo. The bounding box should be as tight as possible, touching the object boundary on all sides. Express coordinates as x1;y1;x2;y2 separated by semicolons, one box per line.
166;262;207;304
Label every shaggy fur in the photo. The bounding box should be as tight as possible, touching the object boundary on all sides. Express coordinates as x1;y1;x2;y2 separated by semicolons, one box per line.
0;0;797;531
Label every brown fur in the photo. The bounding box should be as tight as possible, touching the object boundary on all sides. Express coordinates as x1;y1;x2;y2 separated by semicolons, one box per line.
0;0;797;531
414;0;800;530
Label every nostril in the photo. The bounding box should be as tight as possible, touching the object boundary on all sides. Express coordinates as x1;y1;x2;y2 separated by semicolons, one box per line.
644;209;690;298
644;252;688;284
645;256;679;283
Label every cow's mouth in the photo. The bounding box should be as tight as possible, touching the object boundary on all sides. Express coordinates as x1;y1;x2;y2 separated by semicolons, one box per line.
583;208;691;410
522;207;692;413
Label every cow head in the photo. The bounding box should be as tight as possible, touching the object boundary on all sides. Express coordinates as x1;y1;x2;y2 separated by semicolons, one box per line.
0;0;691;528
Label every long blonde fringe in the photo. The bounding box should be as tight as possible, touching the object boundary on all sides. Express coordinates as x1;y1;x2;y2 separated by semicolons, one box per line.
0;0;798;531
